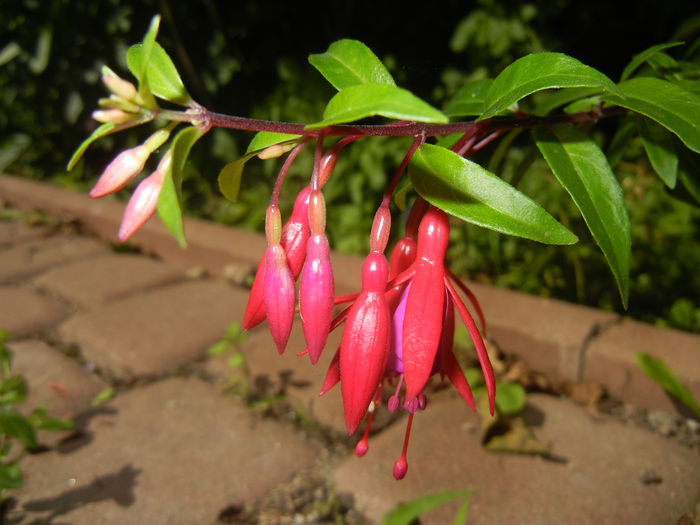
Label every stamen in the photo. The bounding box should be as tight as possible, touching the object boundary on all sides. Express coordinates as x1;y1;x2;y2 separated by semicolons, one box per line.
388;375;404;412
392;413;414;480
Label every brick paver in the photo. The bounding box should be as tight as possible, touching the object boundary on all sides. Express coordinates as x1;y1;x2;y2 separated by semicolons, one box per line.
0;286;68;337
0;235;107;284
332;393;700;524
583;319;700;413
59;279;251;379
10;377;321;525
0;220;49;247
34;254;184;308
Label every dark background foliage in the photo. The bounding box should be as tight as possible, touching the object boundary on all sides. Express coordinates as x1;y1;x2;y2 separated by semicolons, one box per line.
2;0;700;331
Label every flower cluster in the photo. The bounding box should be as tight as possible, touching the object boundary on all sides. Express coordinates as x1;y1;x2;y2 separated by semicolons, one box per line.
244;147;496;479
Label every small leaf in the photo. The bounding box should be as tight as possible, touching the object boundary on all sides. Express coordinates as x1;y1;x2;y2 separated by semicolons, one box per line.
217;151;258;202
67;123;115;170
207;340;230;356
620;41;685;81
157;126;203;248
409;144;577;245
443;78;493;117
535;125;630;307
308;39;395;90
126;42;192;105
31;406;74;431
0;376;28;404
676;150;700;205
382;490;475;525
480;52;620;119
246;132;302;154
0;410;38;449
126;15;161;87
308;84;448;129
0;463;23;489
636;353;700;418
636;117;678;188
90;387;115;407
495;382;526;416
604;77;700;154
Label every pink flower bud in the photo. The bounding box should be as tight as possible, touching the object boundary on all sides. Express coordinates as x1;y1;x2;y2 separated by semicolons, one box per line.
242;187;311;330
90;145;150;198
300;234;334;364
340;252;391;434
263;245;295;353
91;109;135;124
117;152;171;242
101;69;137;100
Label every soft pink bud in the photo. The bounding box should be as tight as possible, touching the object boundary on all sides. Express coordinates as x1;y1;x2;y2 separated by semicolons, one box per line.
242;187;311;330
91;109;135;124
90;145;149;198
263;245;295;353
300;234;334;364
101;68;137;100
117;152;170;242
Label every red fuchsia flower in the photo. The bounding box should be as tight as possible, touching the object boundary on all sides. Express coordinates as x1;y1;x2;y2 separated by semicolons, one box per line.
117;150;171;242
320;203;495;480
299;190;334;364
262;205;296;353
242;186;311;331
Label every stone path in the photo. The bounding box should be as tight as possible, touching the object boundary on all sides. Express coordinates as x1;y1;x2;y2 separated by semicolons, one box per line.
0;186;699;524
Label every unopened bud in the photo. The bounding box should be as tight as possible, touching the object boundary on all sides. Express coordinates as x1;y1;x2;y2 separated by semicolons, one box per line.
90;145;150;198
257;142;297;160
101;66;137;101
318;152;338;187
369;206;391;253
91;109;135;124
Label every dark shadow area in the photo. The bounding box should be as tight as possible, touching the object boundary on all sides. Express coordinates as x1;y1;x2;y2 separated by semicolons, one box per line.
53;405;119;455
521;402;546;428
17;464;140;524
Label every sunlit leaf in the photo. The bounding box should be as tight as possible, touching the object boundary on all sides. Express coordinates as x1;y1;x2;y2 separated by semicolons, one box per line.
217;151;258;203
535;125;630;307
383;490;475;525
495;382;526;416
0;463;22;489
533;87;602;116
604;77;700;154
480;52;620;119
636;353;700;418
409;144;577;245
443;78;493;117
636;117;678;188
67;123;115;170
246;132;302;154
157;126;203;248
126;42;191;105
620;41;685;81
308;84;447;129
308;39;395;90
126;15;161;88
0;410;37;449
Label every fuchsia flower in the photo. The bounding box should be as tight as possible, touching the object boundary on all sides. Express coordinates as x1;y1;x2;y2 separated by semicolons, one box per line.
90;144;150;198
319;203;495;479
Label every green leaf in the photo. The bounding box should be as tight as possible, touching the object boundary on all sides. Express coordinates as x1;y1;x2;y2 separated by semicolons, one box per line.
308;84;448;129
451;498;471;525
636;117;678;188
676;149;700;205
443;78;493;117
620;41;685;81
207;340;230;357
67;123;115;170
382;490;475;525
126;15;161;87
533;87;603;116
535;125;630;307
0;376;28;404
30;406;74;431
246;132;302;154
0;463;23;489
495;382;526;416
125;42;192;105
636;353;700;418
409;144;577;245
308;39;395;90
217;151;258;202
0;410;38;449
157;126;203;248
604;77;700;154
90;387;115;407
480;52;620;120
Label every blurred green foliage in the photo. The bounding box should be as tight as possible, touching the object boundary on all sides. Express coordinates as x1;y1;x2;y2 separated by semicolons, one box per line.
2;0;699;331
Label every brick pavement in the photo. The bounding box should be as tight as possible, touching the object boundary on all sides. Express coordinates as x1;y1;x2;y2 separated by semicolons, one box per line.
1;176;699;524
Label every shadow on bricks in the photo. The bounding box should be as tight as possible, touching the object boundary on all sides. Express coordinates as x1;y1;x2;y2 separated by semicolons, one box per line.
20;464;140;523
